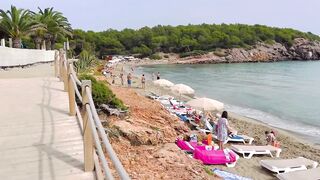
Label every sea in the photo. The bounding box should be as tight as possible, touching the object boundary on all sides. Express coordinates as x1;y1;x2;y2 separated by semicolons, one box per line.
136;61;320;144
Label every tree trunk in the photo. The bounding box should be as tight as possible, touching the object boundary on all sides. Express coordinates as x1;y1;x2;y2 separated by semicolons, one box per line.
34;37;42;49
45;40;51;50
51;40;56;50
51;35;57;50
12;38;21;48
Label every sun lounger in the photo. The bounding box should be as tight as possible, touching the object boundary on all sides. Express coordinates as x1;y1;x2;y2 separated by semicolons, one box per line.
213;134;254;144
276;167;320;180
212;168;252;180
193;147;239;167
260;157;318;174
231;145;282;159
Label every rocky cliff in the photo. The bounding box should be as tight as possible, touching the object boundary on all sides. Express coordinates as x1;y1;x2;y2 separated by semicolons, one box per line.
177;38;320;64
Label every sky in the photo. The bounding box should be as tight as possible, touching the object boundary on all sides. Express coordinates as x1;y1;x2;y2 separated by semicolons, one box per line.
1;0;320;34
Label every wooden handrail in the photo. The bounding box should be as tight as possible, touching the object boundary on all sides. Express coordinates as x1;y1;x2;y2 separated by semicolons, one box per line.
54;50;130;180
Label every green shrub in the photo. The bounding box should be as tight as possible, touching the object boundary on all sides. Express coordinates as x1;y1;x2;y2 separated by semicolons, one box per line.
79;74;127;110
163;54;169;58
149;54;162;60
179;50;206;58
74;50;96;73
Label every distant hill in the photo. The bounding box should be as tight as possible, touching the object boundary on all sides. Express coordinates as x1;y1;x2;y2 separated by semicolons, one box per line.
71;24;320;58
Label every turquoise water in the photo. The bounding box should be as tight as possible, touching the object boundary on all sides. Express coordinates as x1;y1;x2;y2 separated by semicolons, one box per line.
138;61;320;144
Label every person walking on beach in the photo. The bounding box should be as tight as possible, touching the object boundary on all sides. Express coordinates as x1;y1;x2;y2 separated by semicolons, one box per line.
127;73;132;88
216;111;232;150
141;74;146;89
120;73;124;86
156;72;160;80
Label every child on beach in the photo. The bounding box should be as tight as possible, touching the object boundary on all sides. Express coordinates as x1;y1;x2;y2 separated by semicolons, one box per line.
112;75;115;84
265;130;276;145
141;74;146;89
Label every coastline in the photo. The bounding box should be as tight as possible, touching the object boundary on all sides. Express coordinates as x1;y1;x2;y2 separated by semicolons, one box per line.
102;62;320;179
116;60;320;150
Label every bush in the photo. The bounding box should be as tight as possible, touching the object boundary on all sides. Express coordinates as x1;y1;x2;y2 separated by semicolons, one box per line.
163;54;169;58
149;54;162;60
79;74;127;110
179;50;206;58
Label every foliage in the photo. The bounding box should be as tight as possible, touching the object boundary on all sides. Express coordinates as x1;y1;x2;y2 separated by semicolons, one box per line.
0;6;41;48
71;24;320;58
32;7;72;50
0;6;72;49
179;50;206;58
79;74;127;110
74;50;96;73
163;54;169;58
149;54;162;60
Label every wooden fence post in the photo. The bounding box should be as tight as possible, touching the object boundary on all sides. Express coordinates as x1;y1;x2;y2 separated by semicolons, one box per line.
68;63;76;116
62;52;68;92
81;80;94;171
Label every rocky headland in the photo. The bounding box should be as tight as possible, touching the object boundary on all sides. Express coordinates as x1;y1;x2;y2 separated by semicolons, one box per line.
175;38;320;64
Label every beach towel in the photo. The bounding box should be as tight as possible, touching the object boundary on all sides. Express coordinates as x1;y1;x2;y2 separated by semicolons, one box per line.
212;168;252;180
229;134;244;140
176;113;189;122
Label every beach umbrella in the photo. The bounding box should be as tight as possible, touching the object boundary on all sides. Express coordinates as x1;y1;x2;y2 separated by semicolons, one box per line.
186;97;224;112
153;79;174;88
171;84;195;95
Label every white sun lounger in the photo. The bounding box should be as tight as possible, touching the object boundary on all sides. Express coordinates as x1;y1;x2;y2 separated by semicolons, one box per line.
276;167;320;180
212;134;254;144
260;157;318;174
231;145;282;159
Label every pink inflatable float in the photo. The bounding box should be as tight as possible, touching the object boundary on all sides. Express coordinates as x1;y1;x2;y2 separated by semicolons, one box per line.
193;146;239;167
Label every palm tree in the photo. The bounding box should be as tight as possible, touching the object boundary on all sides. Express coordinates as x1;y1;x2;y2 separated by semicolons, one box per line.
0;6;40;48
30;13;47;49
37;7;72;50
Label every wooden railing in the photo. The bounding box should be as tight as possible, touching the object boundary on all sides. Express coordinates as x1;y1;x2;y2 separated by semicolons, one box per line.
55;49;130;180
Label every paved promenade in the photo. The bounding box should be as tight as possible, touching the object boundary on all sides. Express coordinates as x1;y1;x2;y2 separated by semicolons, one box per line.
0;64;93;180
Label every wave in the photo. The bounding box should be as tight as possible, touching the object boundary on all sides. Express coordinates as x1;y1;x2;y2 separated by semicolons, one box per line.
226;104;320;143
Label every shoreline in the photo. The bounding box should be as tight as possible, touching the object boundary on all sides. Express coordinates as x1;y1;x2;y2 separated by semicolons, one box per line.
103;62;320;179
114;60;320;150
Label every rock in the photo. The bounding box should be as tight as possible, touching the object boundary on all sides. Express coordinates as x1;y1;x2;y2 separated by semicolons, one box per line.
177;38;320;64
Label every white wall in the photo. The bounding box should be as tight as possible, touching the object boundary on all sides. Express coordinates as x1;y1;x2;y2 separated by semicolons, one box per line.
0;47;55;67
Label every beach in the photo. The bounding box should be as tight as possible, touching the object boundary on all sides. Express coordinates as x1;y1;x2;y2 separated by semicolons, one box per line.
97;60;320;179
3;62;319;179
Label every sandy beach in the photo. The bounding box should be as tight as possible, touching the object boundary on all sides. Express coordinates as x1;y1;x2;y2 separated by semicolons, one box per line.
95;60;320;180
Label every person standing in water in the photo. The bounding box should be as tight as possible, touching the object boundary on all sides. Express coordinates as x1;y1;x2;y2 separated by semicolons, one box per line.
152;73;155;81
216;111;233;150
141;74;146;89
127;73;132;88
156;72;160;80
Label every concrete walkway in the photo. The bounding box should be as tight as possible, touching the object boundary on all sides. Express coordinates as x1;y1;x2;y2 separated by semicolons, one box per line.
0;64;93;180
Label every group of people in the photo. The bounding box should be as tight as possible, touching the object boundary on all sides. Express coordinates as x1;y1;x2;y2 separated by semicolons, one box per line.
188;110;278;150
103;66;162;89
